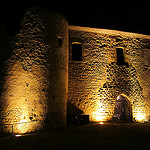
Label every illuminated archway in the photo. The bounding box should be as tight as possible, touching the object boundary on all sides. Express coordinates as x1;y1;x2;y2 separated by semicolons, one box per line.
113;94;132;121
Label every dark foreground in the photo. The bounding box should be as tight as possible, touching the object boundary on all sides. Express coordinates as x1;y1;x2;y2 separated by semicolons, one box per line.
0;122;150;150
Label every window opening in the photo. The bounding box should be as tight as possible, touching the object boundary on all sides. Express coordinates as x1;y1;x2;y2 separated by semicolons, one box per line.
143;49;150;66
58;37;63;46
116;48;126;65
71;42;82;61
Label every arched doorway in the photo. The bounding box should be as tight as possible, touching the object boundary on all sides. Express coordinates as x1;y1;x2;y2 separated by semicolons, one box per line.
113;95;132;121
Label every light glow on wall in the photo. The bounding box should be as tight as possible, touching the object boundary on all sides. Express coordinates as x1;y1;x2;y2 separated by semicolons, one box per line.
1;62;48;134
17;113;29;134
91;102;107;122
134;111;146;122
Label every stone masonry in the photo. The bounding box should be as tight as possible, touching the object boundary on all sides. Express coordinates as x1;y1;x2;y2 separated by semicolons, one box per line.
0;8;150;133
68;26;150;122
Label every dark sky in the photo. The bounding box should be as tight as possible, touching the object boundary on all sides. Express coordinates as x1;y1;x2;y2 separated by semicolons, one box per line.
0;0;150;36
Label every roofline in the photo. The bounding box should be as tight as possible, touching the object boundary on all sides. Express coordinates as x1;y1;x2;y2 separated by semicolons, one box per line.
69;25;150;39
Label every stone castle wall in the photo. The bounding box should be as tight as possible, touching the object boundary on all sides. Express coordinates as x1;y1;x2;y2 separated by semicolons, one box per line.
68;26;150;122
0;7;68;133
0;8;150;133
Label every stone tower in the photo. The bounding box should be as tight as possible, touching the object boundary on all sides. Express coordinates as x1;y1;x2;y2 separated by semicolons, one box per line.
0;7;68;133
0;7;150;134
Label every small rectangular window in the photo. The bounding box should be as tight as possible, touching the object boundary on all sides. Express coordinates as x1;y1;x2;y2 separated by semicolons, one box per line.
58;36;63;46
143;49;150;66
71;42;82;61
116;48;126;65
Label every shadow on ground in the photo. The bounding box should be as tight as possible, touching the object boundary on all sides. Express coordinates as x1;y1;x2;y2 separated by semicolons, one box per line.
0;122;150;150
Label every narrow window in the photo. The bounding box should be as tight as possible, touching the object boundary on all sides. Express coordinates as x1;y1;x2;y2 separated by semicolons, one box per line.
58;36;63;46
116;48;126;65
71;42;82;61
143;49;150;66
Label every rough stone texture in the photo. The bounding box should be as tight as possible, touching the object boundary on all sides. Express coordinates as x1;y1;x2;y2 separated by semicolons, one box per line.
0;7;68;133
68;26;150;122
0;8;150;133
42;8;68;129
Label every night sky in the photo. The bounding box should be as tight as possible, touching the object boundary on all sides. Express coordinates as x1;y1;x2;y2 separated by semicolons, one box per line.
0;0;150;36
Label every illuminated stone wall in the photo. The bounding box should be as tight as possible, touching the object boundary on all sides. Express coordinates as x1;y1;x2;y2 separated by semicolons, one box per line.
45;9;68;129
0;7;68;133
0;7;150;133
68;26;150;122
